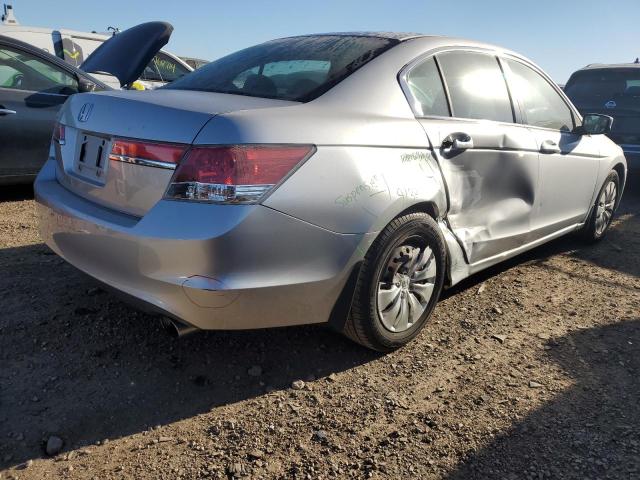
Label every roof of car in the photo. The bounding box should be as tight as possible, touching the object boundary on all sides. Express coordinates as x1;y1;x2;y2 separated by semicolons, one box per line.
0;33;72;65
579;62;640;71
0;23;111;39
286;32;429;41
279;33;520;56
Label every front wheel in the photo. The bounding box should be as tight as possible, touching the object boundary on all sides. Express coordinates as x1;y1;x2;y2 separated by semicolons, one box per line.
582;170;620;242
342;213;446;352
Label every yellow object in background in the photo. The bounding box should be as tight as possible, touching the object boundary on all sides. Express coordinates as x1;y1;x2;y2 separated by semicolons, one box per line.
130;81;145;91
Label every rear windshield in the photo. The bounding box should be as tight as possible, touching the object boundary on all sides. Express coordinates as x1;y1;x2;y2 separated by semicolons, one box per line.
565;68;640;105
164;35;398;101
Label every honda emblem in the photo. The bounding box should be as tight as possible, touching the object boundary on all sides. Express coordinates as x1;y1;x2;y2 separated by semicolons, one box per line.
78;103;94;122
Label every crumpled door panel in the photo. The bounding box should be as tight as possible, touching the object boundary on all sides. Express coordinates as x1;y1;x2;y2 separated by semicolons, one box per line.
419;120;540;264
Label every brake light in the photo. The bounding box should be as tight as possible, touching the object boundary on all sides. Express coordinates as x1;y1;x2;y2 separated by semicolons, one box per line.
109;138;187;167
53;122;65;145
164;145;315;203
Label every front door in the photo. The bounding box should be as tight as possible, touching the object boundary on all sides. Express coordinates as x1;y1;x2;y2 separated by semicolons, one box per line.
503;58;600;237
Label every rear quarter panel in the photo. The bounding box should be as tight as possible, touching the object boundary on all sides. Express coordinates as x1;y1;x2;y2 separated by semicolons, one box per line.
193;104;448;235
263;145;447;235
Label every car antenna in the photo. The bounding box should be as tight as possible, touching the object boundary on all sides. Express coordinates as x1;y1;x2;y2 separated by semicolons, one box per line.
107;26;120;36
1;4;19;25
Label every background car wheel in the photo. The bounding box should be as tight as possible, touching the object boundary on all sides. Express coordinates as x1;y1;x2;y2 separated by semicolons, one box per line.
582;170;620;242
342;213;446;352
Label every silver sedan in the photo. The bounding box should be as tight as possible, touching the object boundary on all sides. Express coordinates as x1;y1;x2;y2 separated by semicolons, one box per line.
35;33;626;351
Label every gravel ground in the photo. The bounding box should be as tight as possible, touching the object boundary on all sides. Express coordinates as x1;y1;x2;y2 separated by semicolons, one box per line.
1;181;639;480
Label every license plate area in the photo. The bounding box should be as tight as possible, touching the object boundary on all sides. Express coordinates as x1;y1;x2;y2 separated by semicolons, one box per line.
73;133;110;185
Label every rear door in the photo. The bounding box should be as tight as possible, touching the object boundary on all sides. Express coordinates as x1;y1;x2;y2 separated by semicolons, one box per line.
503;58;600;235
404;50;540;264
0;42;79;179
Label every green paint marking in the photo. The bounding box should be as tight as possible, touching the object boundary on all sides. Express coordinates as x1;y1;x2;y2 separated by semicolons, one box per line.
63;48;80;60
400;151;432;163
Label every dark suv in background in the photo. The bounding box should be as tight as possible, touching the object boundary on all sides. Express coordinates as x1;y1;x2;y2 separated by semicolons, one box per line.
565;62;640;170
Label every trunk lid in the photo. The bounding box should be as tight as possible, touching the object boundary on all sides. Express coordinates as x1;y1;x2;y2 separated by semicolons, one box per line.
80;21;173;88
55;89;298;217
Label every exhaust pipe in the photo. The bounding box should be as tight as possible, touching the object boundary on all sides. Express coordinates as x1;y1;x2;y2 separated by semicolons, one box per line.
160;317;198;338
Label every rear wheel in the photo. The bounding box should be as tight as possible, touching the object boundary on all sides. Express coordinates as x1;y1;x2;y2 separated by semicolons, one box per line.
582;171;619;241
342;213;446;351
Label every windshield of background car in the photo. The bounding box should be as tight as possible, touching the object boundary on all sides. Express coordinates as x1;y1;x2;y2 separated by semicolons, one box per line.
565;69;640;111
164;35;398;101
141;52;191;82
565;68;640;144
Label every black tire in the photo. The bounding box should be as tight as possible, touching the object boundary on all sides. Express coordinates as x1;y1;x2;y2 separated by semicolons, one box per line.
342;213;446;352
581;170;620;242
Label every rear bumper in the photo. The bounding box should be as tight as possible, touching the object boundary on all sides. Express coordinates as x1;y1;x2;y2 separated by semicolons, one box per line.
35;160;367;330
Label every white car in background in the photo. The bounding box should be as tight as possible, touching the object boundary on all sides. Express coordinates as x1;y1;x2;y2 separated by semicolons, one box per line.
0;3;192;89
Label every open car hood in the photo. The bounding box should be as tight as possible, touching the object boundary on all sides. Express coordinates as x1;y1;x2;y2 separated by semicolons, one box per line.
80;21;173;88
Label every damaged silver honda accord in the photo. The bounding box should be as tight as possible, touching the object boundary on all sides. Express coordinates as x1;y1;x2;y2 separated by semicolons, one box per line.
35;30;626;351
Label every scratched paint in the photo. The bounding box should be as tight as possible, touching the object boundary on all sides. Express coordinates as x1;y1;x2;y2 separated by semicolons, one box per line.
334;174;386;207
265;146;447;235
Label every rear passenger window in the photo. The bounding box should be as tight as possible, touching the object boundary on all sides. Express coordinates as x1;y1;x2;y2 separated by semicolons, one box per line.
405;57;449;117
437;51;514;123
505;59;574;131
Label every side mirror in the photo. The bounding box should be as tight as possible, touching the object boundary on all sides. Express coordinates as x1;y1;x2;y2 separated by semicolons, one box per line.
78;77;98;93
580;113;613;135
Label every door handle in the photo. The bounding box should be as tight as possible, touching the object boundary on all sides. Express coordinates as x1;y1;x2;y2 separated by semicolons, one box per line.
453;137;474;150
540;139;560;154
443;133;474;151
0;108;16;116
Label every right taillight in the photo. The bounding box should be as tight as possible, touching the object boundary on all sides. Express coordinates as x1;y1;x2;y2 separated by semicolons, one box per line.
164;144;315;204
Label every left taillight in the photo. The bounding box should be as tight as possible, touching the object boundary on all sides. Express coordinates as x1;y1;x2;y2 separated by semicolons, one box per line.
109;138;187;168
52;122;65;145
164;145;315;204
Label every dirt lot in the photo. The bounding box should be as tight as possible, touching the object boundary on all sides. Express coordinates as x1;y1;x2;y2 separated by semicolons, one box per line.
1;181;639;480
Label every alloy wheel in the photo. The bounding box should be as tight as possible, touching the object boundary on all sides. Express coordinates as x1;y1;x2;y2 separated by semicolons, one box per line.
376;241;437;333
595;180;617;236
